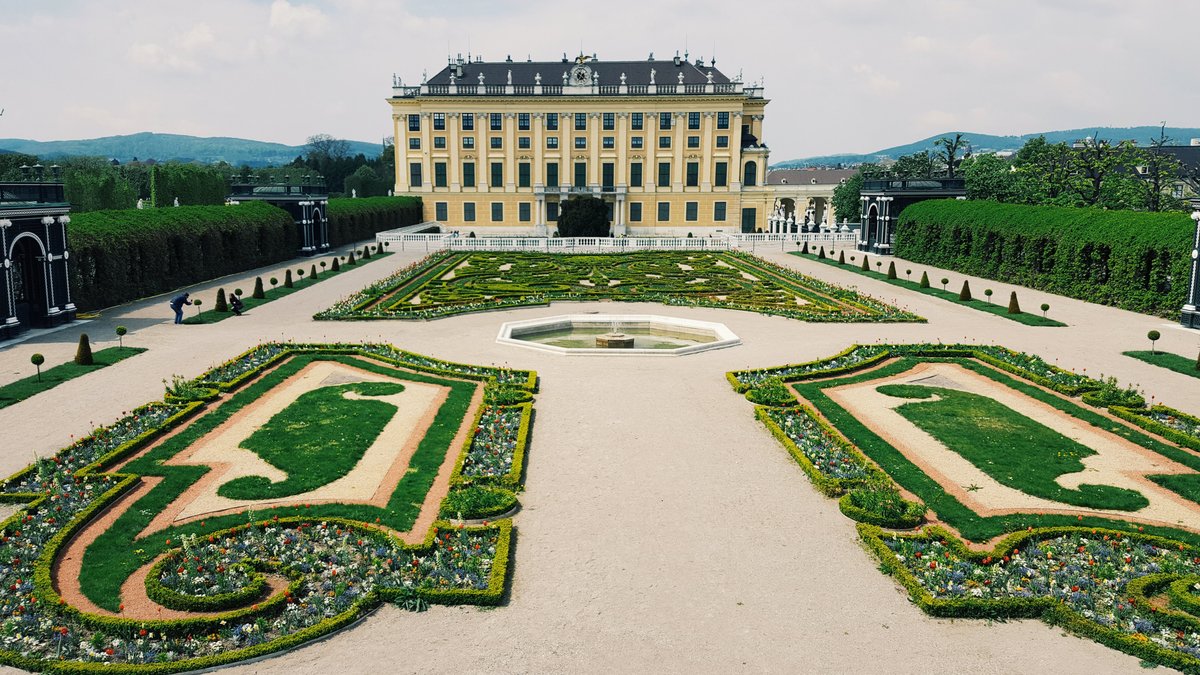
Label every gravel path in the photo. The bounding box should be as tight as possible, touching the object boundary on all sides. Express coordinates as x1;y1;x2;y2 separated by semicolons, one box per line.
3;242;1195;673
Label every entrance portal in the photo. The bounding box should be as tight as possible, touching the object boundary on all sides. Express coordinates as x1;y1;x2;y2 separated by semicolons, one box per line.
10;236;48;328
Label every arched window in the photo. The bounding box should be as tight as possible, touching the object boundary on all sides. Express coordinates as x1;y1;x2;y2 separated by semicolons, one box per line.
743;161;758;187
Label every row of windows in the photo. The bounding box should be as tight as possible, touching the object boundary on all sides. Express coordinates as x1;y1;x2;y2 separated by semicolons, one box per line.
410;134;730;151
409;111;734;132
410;160;753;189
433;200;730;223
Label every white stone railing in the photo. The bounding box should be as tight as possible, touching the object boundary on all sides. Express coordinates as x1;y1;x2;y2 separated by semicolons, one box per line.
374;231;860;253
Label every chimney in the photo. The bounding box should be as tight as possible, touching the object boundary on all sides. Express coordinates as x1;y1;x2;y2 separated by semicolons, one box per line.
1191;138;1200;146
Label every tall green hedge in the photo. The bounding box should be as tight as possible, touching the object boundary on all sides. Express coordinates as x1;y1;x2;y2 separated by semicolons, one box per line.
327;196;422;247
894;200;1194;316
68;202;297;311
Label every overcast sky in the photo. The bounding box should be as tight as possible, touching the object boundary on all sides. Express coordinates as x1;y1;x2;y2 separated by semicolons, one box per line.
1;0;1196;159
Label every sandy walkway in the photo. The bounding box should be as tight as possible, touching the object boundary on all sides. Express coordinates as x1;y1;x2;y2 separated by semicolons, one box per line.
4;242;1193;673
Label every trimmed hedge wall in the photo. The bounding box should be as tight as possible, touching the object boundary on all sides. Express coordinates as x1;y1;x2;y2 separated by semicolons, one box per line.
68;202;297;311
894;200;1194;316
326;196;422;247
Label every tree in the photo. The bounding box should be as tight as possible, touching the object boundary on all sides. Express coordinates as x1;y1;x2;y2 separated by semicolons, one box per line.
958;280;972;301
30;354;44;382
115;325;127;348
934;133;969;178
557;196;610;237
890;151;936;179
215;288;228;313
1138;125;1184;212
1012;136;1074;205
832;171;864;226
962;154;1019;202
1070;134;1139;207
343;165;388;197
1147;329;1161;354
253;277;266;299
305;134;351;164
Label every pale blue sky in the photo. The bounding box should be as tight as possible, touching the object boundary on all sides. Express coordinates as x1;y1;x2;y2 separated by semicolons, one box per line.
0;0;1196;159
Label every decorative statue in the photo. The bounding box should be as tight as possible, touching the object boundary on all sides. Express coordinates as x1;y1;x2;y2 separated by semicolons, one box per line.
388;190;393;197
649;68;655;84
706;71;714;84
449;73;456;85
351;188;357;199
136;198;144;210
677;71;684;84
562;71;568;85
535;72;542;85
173;197;180;207
506;69;512;85
478;72;485;85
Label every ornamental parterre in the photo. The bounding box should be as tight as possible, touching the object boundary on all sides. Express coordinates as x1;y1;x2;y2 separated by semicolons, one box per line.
0;343;534;672
314;251;924;323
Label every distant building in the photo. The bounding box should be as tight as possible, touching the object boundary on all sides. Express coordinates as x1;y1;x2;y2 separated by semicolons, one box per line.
0;167;76;339
389;51;774;235
228;177;330;255
764;168;855;230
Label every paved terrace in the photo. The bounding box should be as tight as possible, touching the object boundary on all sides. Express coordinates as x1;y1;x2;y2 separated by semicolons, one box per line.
2;241;1196;674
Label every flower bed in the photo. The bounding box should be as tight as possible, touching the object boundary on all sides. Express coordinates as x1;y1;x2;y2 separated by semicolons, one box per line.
1111;405;1200;453
313;251;924;323
0;343;533;672
864;525;1200;670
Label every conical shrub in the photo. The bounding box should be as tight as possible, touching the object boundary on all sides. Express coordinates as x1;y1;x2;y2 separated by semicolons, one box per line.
861;254;870;271
1007;291;1022;314
284;269;294;288
215;288;228;313
801;241;809;254
331;257;341;272
919;271;930;288
837;250;845;264
348;252;358;266
252;276;266;299
958;280;972;301
818;246;826;259
310;263;319;279
886;261;897;280
75;333;94;366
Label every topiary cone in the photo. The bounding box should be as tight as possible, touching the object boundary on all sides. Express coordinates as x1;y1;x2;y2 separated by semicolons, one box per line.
74;333;94;366
837;250;845;264
886;261;897;280
860;254;870;272
919;271;930;288
801;241;809;254
348;251;358;266
310;263;319;279
215;288;228;313
958;280;972;301
1195;349;1200;371
1007;291;1021;314
284;269;294;288
818;246;826;259
331;257;341;272
252;276;266;299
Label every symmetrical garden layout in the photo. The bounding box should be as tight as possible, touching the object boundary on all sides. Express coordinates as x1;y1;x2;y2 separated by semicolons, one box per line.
0;343;534;671
730;345;1200;670
315;251;923;322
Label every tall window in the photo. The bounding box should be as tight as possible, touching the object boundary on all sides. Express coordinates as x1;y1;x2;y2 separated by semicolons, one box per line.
490;137;502;149
518;136;531;149
490;113;502;130
629;202;642;222
659;112;672;129
463;202;475;222
602;162;614;188
435;202;448;221
714;162;728;188
434;137;446;149
490;162;503;188
743;161;758;187
434;162;447;187
658;136;671;149
603;112;615;130
518;162;531;188
461;113;474;130
685;201;698;221
688;112;700;130
574;161;587;187
629;162;643;187
657;202;670;222
519;202;531;222
657;161;671;187
717;112;729;130
518;113;530;130
714;201;727;221
546;162;559;188
408;114;420;132
547;202;559;222
433;113;446;130
462;162;476;188
546;137;559;149
574;136;587;149
409;162;422;187
631;112;643;130
574;113;587;130
546;112;558;130
687;135;700;148
686;162;699;187
603;136;615;149
491;202;503;222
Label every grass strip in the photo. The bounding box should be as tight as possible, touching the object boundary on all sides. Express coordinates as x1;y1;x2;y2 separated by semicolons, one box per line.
0;347;146;409
1124;350;1200;379
184;252;391;324
793;251;1066;327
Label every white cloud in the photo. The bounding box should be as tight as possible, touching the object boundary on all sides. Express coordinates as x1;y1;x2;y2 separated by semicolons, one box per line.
269;0;328;37
902;34;932;53
127;42;200;74
851;64;900;95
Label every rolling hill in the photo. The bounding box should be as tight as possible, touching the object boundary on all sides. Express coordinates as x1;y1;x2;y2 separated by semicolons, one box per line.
0;132;382;167
774;126;1200;168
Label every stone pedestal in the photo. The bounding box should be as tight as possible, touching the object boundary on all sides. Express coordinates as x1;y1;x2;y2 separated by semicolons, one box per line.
595;333;634;348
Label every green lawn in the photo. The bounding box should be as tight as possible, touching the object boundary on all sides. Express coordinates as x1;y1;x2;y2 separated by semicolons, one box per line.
183;252;390;324
1124;350;1200;379
876;383;1148;510
0;347;146;409
793;251;1066;327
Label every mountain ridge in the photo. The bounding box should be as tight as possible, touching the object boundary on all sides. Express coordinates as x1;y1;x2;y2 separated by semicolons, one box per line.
0;132;382;167
773;126;1200;168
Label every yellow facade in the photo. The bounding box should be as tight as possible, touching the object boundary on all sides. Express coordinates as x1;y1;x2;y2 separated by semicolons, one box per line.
389;55;774;235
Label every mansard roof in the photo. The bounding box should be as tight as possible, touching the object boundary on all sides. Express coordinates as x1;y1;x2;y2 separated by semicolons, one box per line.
427;55;733;87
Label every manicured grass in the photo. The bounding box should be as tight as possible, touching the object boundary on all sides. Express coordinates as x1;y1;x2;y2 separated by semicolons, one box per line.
219;381;407;499
1124;350;1200;379
80;354;475;610
877;383;1148;510
0;347;146;409
793;251;1066;326
183;251;390;324
440;485;518;519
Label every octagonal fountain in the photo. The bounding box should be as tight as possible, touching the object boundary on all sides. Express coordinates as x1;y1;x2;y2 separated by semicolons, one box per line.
497;314;741;356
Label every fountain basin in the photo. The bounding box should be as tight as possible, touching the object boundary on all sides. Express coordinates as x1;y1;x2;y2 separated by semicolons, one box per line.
497;314;741;356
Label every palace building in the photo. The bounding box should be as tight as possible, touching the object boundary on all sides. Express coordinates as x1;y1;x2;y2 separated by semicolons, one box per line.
389;51;777;235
